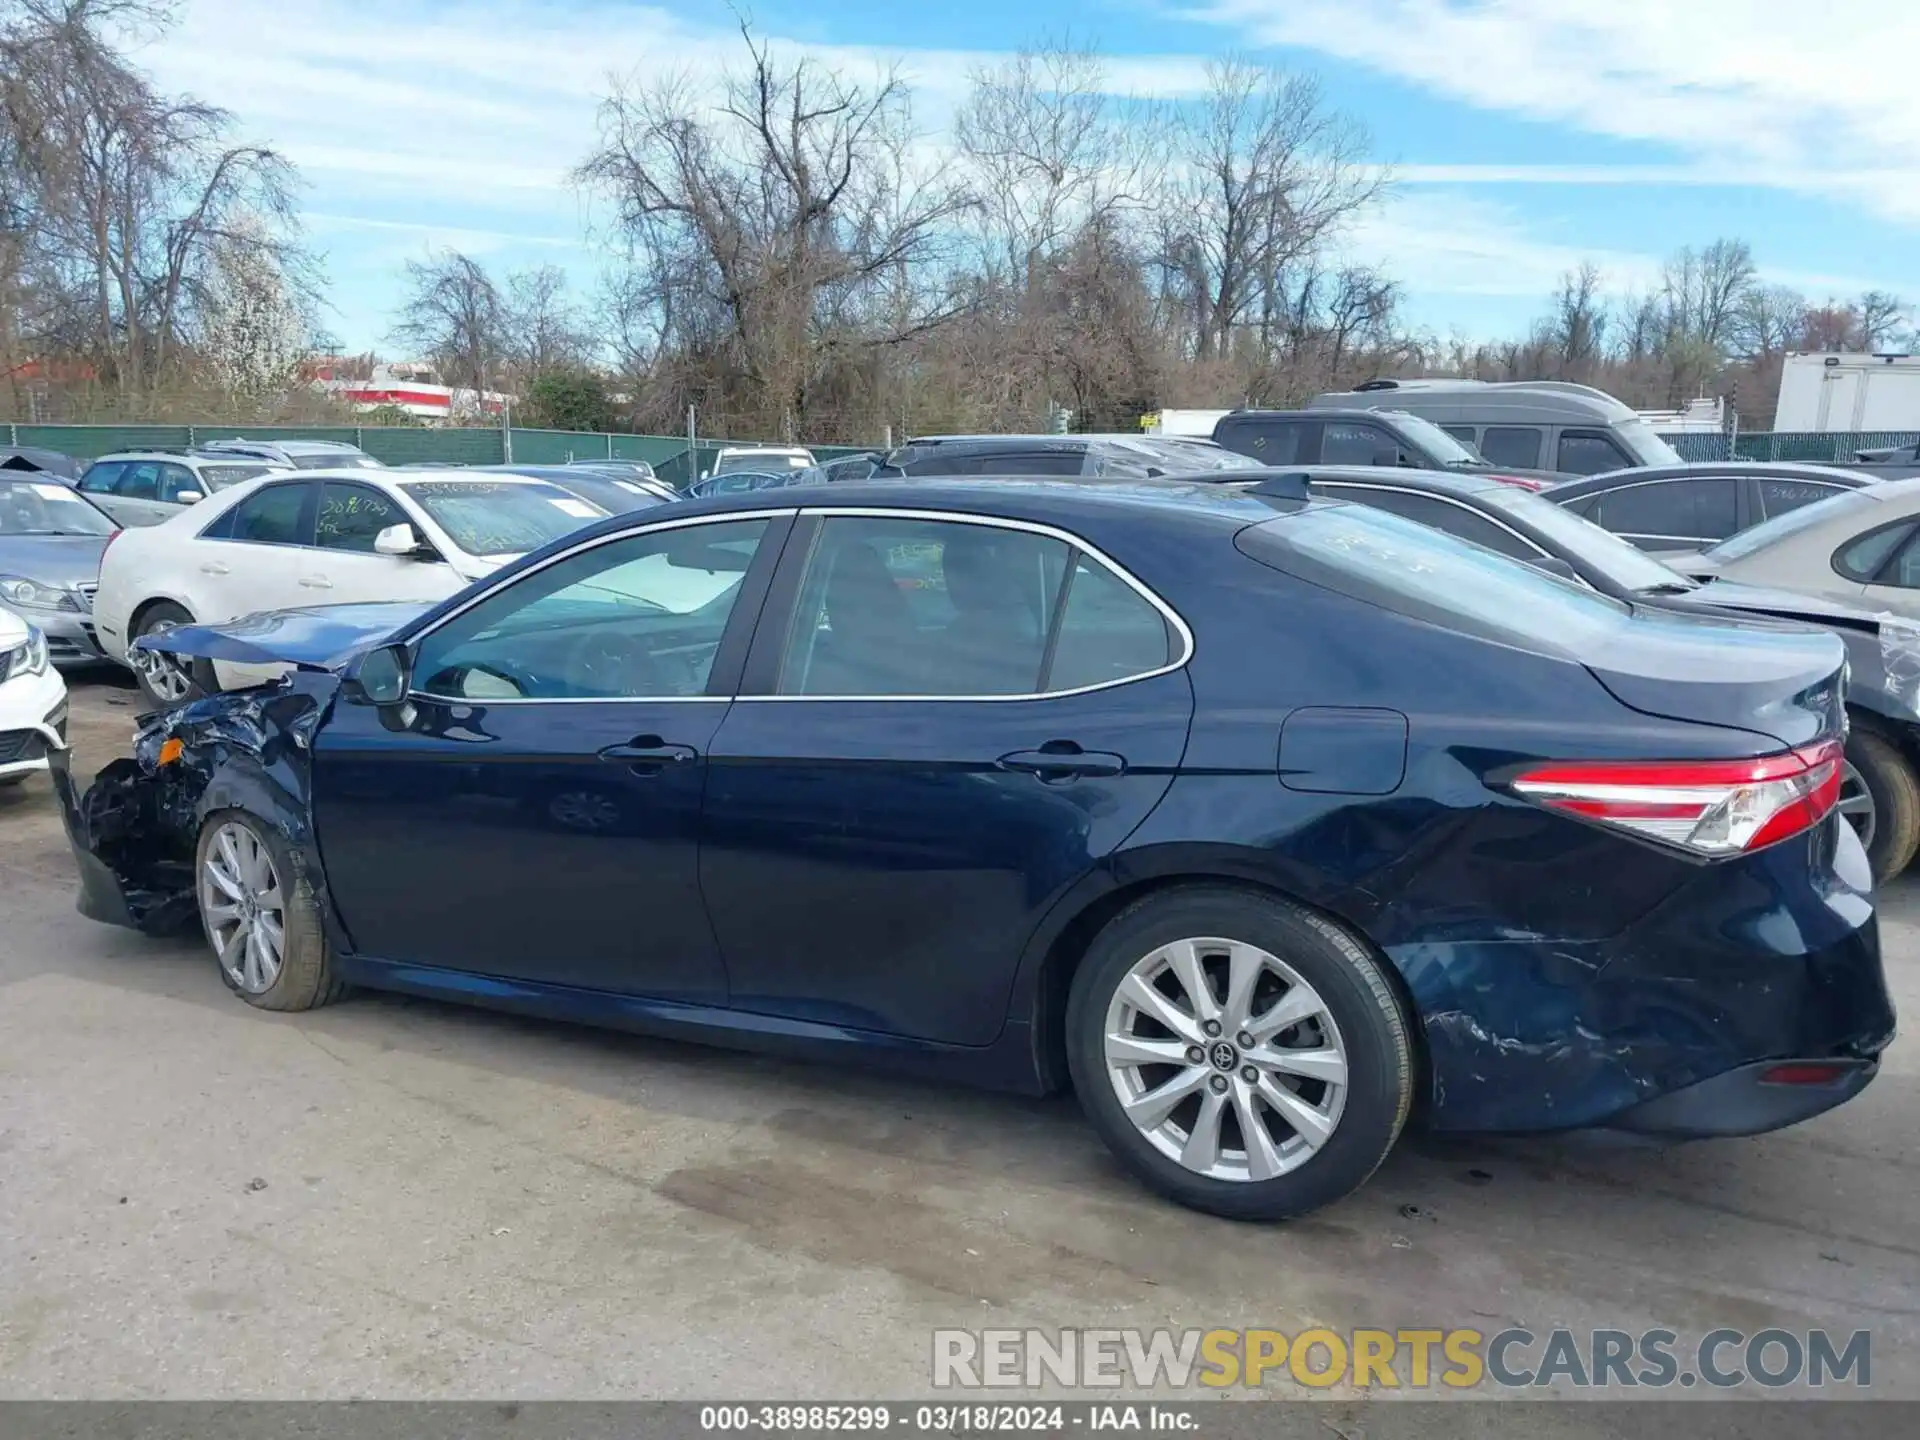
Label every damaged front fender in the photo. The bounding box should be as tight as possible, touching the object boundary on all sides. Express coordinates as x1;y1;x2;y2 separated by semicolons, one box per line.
54;674;346;937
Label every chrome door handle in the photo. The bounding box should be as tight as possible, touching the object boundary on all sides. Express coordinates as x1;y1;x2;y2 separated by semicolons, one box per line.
199;562;230;576
298;576;334;590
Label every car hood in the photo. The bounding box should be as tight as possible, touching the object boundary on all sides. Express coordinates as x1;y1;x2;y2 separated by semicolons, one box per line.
0;533;111;588
132;601;431;670
1661;550;1719;578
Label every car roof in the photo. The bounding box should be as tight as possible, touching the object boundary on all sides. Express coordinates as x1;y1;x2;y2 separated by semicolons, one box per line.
661;476;1284;527
1312;378;1637;422
1560;462;1878;490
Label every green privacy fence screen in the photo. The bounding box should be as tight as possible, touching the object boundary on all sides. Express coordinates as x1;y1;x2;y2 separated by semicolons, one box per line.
1666;431;1920;463
1;423;871;484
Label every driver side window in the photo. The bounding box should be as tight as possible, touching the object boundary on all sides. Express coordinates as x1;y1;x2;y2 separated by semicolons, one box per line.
411;518;770;701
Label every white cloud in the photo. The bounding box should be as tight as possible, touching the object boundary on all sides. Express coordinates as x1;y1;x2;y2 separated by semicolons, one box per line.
1193;0;1920;225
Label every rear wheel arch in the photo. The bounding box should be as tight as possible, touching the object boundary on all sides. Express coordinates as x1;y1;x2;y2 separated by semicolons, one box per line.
1022;864;1429;1113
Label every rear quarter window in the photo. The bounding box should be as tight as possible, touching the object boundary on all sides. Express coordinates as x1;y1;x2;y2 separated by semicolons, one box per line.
1235;504;1630;658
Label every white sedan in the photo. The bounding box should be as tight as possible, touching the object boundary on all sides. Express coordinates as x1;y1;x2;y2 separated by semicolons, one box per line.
0;607;68;789
93;468;610;707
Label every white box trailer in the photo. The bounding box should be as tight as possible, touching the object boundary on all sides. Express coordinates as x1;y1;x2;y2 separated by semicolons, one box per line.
1142;408;1231;438
1774;353;1920;431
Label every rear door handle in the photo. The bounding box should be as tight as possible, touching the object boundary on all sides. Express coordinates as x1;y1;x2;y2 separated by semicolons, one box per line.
199;561;230;576
298;575;333;590
997;746;1127;781
598;737;698;773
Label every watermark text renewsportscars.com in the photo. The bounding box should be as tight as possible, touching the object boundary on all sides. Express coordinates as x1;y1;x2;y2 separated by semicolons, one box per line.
931;1327;1871;1391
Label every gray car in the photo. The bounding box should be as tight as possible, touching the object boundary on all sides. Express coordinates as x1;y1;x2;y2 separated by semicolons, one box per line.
1671;476;1920;620
0;475;120;666
75;451;290;527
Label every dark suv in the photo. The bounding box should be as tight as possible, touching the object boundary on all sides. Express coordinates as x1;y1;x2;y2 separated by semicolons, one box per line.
1210;407;1570;486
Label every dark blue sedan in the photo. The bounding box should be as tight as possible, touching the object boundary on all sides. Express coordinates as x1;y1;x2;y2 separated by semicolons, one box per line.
55;479;1893;1219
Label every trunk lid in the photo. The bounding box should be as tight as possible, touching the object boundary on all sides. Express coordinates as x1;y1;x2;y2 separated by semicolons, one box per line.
1584;605;1846;747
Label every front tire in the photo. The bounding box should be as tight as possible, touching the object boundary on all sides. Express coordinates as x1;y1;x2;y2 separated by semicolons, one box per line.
1842;728;1920;883
1066;887;1414;1220
196;813;344;1011
129;601;211;710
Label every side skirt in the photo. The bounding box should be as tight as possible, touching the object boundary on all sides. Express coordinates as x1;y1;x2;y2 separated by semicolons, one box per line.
334;954;1051;1096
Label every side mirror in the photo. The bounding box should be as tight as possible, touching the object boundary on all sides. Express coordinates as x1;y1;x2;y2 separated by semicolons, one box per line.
375;522;428;558
176;490;204;504
342;642;412;706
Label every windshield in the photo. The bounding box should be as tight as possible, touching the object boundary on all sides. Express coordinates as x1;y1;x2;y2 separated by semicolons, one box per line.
1484;487;1691;592
1705;487;1880;561
0;478;117;535
1114;438;1262;473
714;451;810;474
1614;418;1685;467
1389;414;1483;466
400;480;607;557
289;451;379;470
199;463;274;489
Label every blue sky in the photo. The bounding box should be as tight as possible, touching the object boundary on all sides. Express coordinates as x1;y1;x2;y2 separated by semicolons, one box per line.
138;0;1920;354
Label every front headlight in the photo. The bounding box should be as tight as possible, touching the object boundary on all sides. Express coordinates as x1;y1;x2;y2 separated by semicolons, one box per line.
0;575;78;611
0;625;47;682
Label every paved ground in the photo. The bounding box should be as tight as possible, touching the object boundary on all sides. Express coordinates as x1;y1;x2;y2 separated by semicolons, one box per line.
1;674;1916;1403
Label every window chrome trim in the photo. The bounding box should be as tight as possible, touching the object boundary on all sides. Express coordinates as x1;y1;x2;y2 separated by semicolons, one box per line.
401;508;798;705
732;505;1196;704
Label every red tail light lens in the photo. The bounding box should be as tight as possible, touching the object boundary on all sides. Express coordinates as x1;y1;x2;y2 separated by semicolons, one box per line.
1489;474;1546;491
1510;739;1844;857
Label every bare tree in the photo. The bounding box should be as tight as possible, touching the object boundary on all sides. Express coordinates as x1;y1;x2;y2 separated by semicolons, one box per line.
954;39;1161;284
577;21;973;435
1;0;306;394
1155;59;1383;362
1549;262;1607;376
389;250;503;392
502;264;589;378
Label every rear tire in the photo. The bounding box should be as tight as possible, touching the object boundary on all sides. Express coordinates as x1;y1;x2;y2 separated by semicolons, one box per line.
196;812;345;1012
1066;886;1413;1221
1844;728;1920;883
129;601;212;710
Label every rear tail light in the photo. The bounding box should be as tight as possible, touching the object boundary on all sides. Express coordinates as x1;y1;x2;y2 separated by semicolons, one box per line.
1510;739;1844;857
1490;474;1546;491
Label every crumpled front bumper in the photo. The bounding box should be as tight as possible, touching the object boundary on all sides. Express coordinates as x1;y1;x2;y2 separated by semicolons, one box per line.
50;744;200;933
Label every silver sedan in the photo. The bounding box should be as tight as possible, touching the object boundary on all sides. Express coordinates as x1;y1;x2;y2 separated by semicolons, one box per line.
1672;476;1920;620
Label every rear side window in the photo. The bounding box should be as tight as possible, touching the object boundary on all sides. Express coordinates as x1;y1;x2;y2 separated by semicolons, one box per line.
1439;425;1477;444
1836;523;1919;582
1045;555;1174;691
1557;430;1634;475
1216;419;1309;464
217;483;310;545
1757;477;1848;519
1238;506;1630;656
1481;426;1543;469
1593;479;1738;542
1315;484;1541;561
79;461;125;494
775;516;1176;698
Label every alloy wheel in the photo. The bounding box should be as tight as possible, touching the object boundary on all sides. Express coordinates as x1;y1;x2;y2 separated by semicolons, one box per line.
1839;760;1876;853
1103;937;1348;1182
131;619;194;703
201;822;286;994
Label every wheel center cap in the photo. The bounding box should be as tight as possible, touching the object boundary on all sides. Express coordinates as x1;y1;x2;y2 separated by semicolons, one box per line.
1208;1040;1239;1072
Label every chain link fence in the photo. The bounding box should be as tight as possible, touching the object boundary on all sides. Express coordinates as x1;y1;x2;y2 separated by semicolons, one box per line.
1;423;873;485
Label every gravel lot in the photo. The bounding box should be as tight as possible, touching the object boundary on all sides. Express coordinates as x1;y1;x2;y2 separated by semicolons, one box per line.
2;673;1916;1402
